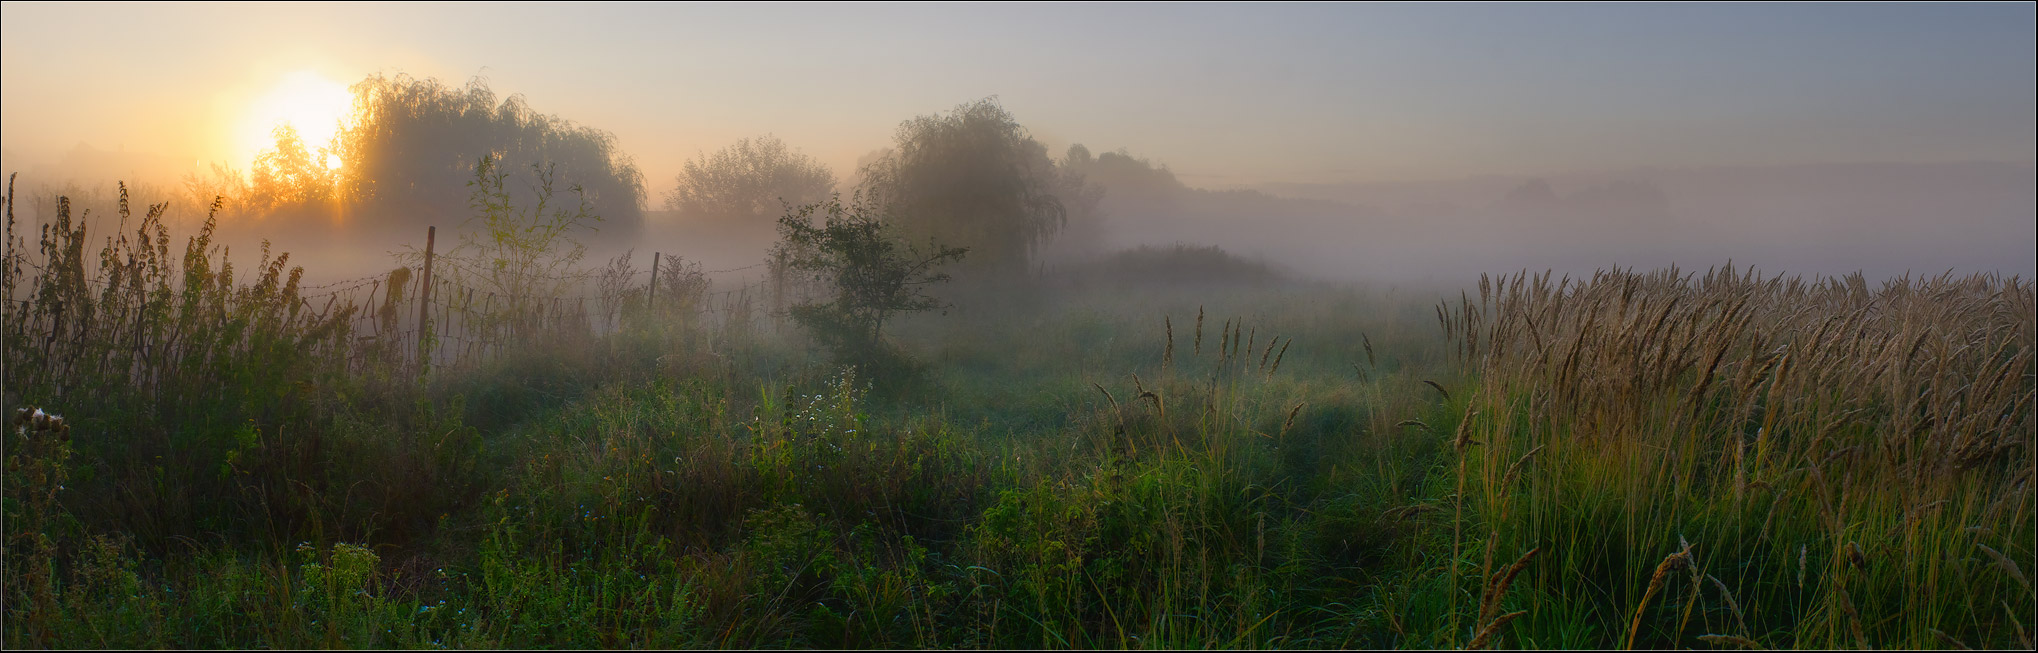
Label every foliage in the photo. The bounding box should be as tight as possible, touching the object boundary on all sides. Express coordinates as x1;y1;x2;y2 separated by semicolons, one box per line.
773;195;967;371
1061;147;1187;200
331;73;644;237
655;254;710;321
858;98;1071;280
1;176;361;544
594;250;643;330
1040;144;1108;263
666;135;835;222
3;408;77;646
248;124;340;211
431;153;602;339
4;171;2032;649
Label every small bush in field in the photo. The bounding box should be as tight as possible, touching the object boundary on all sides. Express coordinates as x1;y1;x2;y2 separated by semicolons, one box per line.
772;195;966;376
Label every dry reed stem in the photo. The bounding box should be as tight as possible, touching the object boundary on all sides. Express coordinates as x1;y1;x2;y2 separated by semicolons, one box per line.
1499;445;1546;487
1676;538;1705;643
1425;379;1452;401
1479;546;1541;626
1278;402;1306;439
1797;544;1806;589
1706;574;1751;639
1479;535;1498;614
1624;543;1693;650
2006;601;2032;650
1465;610;1527;650
1219;318;1233;364
1832;578;1868;650
1131;374;1168;429
1927;628;1973;650
1976;543;2033;599
1844;541;1867;570
1092;381;1128;455
1092;382;1121;413
1454;407;1481;454
1163;316;1174;370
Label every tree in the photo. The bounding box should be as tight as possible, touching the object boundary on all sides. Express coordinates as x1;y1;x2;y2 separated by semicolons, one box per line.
1038;144;1107;265
857;98;1066;280
331;74;644;239
666;135;835;222
183;126;339;224
773;195;967;371
247;125;338;210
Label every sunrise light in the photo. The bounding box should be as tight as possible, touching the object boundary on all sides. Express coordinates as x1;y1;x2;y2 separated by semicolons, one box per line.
239;70;352;169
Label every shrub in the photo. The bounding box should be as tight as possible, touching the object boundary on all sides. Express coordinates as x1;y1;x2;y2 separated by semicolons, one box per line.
772;195;965;378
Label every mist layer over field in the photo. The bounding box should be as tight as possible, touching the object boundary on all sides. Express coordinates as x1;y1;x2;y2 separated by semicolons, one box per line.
5;152;2030;293
5;3;2034;286
2;3;2032;650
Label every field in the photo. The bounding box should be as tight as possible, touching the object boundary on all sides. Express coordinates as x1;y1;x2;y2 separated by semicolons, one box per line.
3;184;2033;649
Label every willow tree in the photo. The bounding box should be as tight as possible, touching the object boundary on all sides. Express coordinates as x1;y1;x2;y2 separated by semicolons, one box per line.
331;74;645;238
858;98;1067;280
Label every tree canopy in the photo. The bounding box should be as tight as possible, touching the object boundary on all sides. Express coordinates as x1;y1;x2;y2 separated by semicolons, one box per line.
857;98;1069;280
331;74;645;238
666;135;835;222
247;125;337;210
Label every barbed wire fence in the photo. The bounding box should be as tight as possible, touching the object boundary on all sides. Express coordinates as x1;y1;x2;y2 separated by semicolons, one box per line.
286;232;816;376
4;222;825;384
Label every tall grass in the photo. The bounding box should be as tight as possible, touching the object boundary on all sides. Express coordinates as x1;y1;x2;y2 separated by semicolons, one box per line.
1431;266;2034;649
5;175;2030;649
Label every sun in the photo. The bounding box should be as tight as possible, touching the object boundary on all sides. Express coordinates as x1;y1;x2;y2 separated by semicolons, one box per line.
240;70;354;170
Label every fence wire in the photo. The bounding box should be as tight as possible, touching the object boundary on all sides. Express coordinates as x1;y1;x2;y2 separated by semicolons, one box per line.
4;223;821;382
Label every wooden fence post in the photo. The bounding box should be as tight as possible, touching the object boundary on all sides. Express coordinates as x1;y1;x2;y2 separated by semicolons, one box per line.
649;252;661;313
417;225;435;375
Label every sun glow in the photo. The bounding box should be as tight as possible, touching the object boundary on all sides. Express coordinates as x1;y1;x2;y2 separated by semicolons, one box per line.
240;70;353;170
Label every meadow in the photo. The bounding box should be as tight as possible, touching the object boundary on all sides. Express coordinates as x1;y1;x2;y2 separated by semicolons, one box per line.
3;180;2032;650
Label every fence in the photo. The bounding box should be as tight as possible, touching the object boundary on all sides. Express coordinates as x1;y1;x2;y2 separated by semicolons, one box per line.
3;222;820;389
286;228;815;376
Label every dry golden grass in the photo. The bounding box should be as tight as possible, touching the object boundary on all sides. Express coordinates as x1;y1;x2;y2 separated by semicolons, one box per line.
1440;264;2034;648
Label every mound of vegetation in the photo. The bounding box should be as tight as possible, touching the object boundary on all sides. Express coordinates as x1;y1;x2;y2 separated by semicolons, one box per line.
1065;243;1286;287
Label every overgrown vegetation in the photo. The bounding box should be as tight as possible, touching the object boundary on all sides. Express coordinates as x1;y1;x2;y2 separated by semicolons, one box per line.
4;125;2032;650
773;195;968;380
431;153;602;342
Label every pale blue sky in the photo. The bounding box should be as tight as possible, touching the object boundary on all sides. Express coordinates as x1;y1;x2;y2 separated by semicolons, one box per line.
4;2;2033;188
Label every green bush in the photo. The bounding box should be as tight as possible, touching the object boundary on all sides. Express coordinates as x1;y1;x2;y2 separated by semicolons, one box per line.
773;195;966;381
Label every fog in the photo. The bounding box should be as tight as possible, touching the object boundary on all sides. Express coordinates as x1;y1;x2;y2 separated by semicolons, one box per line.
1098;159;2037;283
3;4;2032;291
4;143;2033;296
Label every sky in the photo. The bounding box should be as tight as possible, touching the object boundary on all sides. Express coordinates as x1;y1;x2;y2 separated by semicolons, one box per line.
3;2;2034;191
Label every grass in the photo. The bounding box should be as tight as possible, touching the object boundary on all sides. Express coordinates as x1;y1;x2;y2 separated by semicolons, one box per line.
3;182;2031;649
